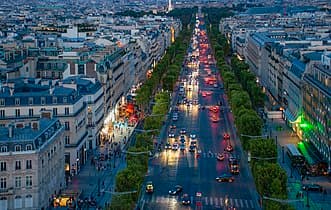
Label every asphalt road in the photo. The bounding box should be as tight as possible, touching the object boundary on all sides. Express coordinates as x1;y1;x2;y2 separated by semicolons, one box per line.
138;15;260;210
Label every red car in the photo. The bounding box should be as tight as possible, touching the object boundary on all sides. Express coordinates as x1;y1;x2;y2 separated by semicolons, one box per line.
225;145;233;152
223;133;230;140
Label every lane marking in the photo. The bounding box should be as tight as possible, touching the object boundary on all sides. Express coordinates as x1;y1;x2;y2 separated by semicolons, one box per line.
240;199;244;207
234;199;239;207
220;197;224;206
249;200;254;208
229;198;233;206
204;197;208;205
216;197;220;206
245;200;249;208
209;197;213;206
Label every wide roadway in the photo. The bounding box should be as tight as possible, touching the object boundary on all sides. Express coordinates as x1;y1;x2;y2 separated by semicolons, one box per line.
139;18;259;210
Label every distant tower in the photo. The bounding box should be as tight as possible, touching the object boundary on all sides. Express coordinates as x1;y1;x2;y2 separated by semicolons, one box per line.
168;0;173;12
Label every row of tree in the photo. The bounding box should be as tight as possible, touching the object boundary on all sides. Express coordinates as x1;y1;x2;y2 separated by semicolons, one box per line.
108;9;194;209
207;22;293;210
109;92;170;210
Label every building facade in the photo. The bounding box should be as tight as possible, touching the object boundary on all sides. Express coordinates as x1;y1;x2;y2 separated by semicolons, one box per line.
302;53;331;171
0;118;65;210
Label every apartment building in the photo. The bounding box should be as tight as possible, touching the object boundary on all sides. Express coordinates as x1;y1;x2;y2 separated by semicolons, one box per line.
302;53;331;171
0;118;65;210
0;79;87;177
62;76;104;149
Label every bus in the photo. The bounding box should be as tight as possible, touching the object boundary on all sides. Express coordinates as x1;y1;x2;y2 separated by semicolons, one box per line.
286;144;305;167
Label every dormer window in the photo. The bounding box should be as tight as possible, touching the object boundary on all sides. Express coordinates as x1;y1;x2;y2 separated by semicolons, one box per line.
15;145;21;152
0;146;7;153
26;144;32;151
28;98;33;105
52;97;57;104
41;97;46;105
15;98;20;105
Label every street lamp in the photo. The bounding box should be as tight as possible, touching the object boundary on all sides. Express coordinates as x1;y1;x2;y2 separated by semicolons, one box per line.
306;190;310;207
282;146;285;164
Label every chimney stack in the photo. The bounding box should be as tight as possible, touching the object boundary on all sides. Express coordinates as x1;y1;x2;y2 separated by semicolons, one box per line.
8;123;14;138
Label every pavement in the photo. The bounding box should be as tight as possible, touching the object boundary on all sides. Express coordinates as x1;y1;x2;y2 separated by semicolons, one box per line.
137;14;260;210
265;118;331;210
53;121;137;210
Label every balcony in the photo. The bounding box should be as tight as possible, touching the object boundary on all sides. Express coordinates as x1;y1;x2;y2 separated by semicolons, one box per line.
0;187;14;195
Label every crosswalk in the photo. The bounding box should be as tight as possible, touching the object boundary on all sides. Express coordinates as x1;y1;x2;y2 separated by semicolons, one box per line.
145;195;256;209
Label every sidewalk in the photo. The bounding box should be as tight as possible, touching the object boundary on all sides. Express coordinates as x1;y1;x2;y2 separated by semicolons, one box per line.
265;118;331;210
56;122;136;210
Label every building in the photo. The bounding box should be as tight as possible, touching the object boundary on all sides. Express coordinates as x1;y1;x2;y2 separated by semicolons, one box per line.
302;52;331;172
62;76;104;149
0;118;65;210
0;79;88;178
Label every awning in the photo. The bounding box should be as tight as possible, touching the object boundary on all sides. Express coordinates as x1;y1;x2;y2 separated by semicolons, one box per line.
283;109;297;122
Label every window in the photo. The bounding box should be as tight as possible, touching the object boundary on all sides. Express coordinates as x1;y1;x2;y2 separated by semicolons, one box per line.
28;97;33;105
14;177;21;188
0;146;7;153
28;108;33;117
26;160;32;169
15;98;20;105
64;122;70;130
53;108;57;116
15;109;20;117
65;136;70;145
25;195;33;207
0;110;5;118
63;97;67;103
14;196;22;208
15;145;21;152
0;177;6;189
41;97;46;105
26;144;32;151
65;107;69;115
0;99;5;106
52;97;57;104
15;161;21;170
0;162;6;171
25;176;32;187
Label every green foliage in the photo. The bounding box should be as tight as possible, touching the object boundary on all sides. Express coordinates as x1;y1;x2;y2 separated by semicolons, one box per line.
110;9;195;209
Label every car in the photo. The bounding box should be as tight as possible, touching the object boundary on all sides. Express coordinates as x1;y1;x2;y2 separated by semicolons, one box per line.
223;133;230;140
165;142;172;149
180;143;186;150
189;145;195;152
216;174;234;183
211;117;219;123
180;138;186;144
202;92;207;97
170;124;176;129
181;194;191;205
190;133;197;139
180;128;187;134
302;184;323;192
213;83;218;88
168;185;183;195
217;154;225;161
146;181;154;193
209;106;219;113
168;132;175;138
225;145;233;152
172;143;179;151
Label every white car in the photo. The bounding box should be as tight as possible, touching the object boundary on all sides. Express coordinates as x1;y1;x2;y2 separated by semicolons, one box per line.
190;133;197;139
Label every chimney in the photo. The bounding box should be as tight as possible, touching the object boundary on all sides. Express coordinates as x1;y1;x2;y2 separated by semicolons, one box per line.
8;124;14;138
9;88;14;96
49;87;54;95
